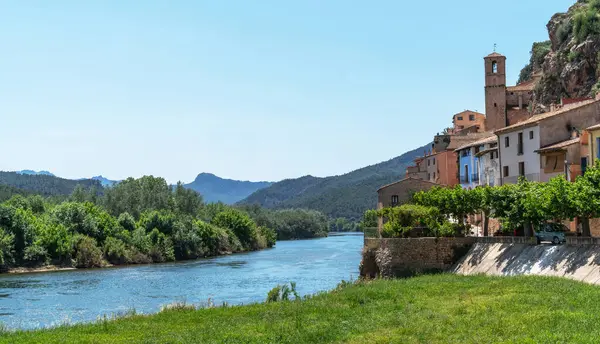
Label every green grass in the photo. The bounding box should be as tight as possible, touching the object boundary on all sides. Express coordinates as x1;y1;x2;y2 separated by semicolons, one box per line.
3;274;600;343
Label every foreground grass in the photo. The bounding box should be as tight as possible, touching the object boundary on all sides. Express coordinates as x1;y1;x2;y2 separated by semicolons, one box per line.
3;274;600;343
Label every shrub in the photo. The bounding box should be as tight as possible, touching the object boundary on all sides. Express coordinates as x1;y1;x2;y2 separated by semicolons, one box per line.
211;209;257;248
103;237;130;265
38;223;73;262
147;228;175;263
378;204;444;238
266;282;299;303
0;229;14;266
172;220;205;260
257;226;276;248
23;245;47;265
73;236;104;268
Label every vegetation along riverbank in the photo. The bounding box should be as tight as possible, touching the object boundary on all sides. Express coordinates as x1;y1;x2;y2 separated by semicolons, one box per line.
1;274;599;343
0;176;329;272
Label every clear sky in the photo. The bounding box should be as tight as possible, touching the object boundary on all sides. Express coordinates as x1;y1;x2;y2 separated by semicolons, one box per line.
0;0;574;183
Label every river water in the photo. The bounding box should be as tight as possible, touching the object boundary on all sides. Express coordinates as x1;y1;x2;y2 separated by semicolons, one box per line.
0;232;363;330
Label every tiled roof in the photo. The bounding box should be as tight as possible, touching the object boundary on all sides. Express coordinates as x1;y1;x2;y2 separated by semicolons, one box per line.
377;177;439;192
506;80;535;92
535;137;580;153
475;147;498;157
587;123;600;131
454;110;485;117
454;134;497;152
495;99;598;134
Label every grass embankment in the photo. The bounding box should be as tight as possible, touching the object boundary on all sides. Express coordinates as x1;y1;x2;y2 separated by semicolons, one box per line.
3;274;600;343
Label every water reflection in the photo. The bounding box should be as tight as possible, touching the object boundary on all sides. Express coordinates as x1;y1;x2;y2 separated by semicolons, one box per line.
0;233;362;330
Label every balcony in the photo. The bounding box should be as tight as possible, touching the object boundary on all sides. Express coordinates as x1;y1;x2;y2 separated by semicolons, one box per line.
471;174;480;183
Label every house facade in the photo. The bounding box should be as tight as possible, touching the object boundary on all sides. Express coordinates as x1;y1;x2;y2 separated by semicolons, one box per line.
455;135;497;188
496;98;600;184
376;178;438;231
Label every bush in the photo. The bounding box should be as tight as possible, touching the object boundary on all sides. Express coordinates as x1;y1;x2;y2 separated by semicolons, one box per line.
147;228;175;263
73;236;104;268
23;245;47;265
211;209;257;249
103;237;131;265
117;212;136;232
266;282;299;303
257;226;276;248
172;220;205;260
378;204;445;238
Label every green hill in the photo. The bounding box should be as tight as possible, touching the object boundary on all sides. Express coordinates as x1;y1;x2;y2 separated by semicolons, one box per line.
0;171;102;197
238;143;429;220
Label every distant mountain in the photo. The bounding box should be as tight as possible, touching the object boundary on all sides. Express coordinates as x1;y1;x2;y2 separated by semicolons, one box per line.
89;176;119;187
17;170;55;177
184;173;272;204
238;143;430;220
0;171;102;197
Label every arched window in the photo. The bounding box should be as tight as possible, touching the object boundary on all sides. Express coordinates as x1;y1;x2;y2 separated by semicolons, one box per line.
492;61;498;73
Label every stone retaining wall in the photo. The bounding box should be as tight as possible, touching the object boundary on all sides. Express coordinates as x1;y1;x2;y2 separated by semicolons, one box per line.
360;237;476;278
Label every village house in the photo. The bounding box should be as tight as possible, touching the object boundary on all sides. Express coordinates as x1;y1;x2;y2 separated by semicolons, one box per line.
376;178;438;231
475;138;500;187
495;98;600;184
452;111;486;133
454;135;498;189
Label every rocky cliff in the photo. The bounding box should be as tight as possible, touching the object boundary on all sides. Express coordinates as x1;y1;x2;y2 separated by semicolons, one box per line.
520;0;600;109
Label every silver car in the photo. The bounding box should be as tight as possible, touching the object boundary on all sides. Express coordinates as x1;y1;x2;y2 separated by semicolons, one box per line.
534;223;567;245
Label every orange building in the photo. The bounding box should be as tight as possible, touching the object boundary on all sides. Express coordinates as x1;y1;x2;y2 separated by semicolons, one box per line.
452;110;486;133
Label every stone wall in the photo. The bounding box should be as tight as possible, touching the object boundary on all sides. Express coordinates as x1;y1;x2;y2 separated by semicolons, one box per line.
360;237;476;278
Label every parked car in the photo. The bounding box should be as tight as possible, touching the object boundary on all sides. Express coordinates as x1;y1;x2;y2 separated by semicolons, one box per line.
534;223;568;245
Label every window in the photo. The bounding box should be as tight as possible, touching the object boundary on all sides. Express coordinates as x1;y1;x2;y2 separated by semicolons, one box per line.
582;157;588;175
469;114;475;121
490;151;495;160
457;116;463;121
529;130;534;140
427;173;431;180
517;133;524;155
492;61;498;73
494;103;497;108
428;159;430;166
433;158;436;165
433;172;436;180
464;165;469;183
544;154;564;173
503;166;509;177
519;162;525;176
391;195;399;206
505;136;510;147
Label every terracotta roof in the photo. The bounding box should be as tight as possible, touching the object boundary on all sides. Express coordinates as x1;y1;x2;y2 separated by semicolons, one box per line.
454;110;485;117
495;99;599;134
506;80;535;92
535;137;580;153
454;134;497;152
475;147;498;157
587;123;600;131
377;177;439;192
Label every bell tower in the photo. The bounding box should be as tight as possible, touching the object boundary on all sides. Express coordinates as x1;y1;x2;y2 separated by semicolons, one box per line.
484;52;507;131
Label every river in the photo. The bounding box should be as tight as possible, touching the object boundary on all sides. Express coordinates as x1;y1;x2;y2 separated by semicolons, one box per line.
0;232;363;330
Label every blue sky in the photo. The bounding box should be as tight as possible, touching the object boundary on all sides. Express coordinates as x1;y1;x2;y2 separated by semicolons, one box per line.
0;0;573;183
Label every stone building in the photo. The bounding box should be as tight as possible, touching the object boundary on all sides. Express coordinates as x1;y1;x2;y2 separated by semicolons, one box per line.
484;52;540;132
376;177;438;231
495;98;600;184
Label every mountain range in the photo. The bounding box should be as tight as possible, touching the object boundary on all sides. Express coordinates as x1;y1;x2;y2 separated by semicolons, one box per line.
183;173;272;204
6;143;426;217
238;143;429;220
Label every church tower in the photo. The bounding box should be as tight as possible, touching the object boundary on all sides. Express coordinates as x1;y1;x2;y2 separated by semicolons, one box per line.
484;52;507;131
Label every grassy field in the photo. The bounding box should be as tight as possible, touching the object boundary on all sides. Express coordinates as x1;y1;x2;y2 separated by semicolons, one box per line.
3;274;600;343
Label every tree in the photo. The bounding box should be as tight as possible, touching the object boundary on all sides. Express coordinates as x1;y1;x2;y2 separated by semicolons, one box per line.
573;162;600;236
173;182;203;216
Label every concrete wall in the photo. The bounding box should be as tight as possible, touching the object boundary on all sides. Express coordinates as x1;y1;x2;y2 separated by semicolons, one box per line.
539;101;600;148
499;126;541;184
454;241;600;285
360;237;476;277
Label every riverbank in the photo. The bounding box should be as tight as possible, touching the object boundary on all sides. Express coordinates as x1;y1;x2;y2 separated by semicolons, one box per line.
2;274;599;343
